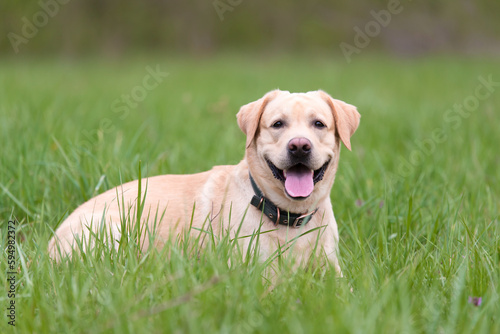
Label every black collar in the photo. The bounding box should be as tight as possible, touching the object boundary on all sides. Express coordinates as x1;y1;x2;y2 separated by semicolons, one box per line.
249;173;318;227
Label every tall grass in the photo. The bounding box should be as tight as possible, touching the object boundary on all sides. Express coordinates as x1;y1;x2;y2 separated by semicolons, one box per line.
0;54;499;333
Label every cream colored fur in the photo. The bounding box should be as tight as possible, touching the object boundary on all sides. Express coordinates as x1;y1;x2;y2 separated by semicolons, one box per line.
48;90;360;272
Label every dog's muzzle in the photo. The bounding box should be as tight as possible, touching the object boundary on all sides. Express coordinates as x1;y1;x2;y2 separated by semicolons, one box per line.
266;158;330;199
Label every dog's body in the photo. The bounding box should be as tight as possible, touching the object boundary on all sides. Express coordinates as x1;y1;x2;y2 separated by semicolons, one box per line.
48;90;360;272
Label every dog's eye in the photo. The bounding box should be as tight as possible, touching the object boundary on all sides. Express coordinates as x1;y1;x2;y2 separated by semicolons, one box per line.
314;121;326;128
272;121;284;128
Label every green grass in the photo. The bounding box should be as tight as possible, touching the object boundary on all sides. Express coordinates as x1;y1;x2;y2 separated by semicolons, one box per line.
1;53;499;333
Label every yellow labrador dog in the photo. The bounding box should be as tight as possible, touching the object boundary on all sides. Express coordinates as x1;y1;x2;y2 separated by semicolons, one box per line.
48;89;360;272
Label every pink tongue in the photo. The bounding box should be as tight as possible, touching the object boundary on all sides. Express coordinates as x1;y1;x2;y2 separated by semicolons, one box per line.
285;165;314;197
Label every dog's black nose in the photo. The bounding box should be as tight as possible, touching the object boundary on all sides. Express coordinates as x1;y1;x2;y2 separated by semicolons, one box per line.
288;137;312;158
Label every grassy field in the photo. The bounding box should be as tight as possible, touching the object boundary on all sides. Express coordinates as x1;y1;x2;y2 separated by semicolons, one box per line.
0;54;499;333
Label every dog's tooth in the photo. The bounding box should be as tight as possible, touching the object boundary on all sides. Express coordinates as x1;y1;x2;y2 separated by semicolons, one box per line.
284;170;287;178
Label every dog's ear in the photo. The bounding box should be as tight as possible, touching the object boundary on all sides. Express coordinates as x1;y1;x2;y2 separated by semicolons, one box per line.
318;90;360;151
237;90;281;148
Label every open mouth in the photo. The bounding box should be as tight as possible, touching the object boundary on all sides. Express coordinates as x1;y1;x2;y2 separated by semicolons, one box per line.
266;159;330;199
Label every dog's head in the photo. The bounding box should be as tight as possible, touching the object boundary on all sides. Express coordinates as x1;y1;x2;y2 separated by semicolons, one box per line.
237;90;360;210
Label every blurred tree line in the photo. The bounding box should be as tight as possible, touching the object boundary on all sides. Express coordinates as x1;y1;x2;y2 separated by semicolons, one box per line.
1;0;499;56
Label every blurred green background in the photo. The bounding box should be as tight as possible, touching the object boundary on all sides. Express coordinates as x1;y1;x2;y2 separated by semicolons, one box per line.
2;0;499;57
1;2;500;333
